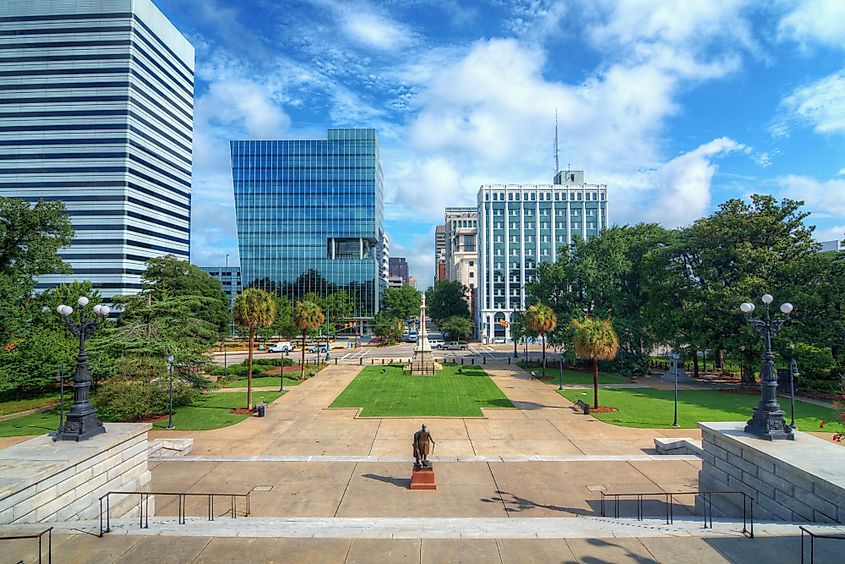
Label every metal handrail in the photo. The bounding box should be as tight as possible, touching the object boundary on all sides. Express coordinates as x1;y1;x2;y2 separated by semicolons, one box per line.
599;490;753;538
0;527;52;563
800;525;845;564
98;490;251;537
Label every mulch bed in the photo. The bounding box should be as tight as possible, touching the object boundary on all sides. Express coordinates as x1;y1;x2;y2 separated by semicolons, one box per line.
135;414;169;423
230;408;254;415
587;406;618;414
262;366;306;375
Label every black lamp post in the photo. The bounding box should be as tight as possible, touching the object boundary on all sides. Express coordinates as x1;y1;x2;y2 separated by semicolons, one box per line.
672;352;680;427
54;297;108;441
789;359;798;430
558;355;564;390
166;354;175;430
740;294;794;440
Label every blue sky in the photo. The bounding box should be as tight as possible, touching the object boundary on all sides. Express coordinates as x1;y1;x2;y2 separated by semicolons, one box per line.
156;0;845;287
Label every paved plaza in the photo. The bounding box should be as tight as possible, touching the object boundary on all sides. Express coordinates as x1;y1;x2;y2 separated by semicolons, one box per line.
2;363;839;563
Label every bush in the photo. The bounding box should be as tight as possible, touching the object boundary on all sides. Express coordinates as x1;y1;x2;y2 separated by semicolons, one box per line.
95;379;195;421
242;357;293;368
794;343;838;393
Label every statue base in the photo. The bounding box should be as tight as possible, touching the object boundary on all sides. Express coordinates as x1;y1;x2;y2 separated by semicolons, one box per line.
404;350;441;375
410;465;436;490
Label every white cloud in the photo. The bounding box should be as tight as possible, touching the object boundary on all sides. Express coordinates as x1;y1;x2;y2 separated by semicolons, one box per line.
813;225;845;244
776;175;845;218
775;70;845;136
311;0;414;51
604;137;748;228
778;0;845;50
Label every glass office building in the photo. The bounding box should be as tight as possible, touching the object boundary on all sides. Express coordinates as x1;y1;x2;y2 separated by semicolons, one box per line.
477;170;608;342
231;129;385;319
0;0;194;301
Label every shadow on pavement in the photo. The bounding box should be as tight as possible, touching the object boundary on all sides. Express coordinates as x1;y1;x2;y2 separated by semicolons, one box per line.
362;473;411;488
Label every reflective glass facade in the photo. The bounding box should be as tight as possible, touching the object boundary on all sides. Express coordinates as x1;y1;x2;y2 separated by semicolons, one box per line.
232;129;385;317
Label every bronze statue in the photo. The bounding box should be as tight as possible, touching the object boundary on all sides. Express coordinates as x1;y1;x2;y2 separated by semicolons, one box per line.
413;424;435;468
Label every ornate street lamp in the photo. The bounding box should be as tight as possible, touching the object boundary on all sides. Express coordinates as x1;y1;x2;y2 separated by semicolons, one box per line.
740;294;794;440
54;297;109;441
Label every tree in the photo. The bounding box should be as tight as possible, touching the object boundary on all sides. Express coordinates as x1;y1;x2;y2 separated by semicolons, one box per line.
139;255;230;334
572;317;619;408
525;304;557;378
383;285;421;321
0;197;73;345
440;316;473;341
267;295;297;339
426;281;470;325
234;288;276;409
294;300;324;380
373;312;403;343
322;290;354;323
0;197;73;279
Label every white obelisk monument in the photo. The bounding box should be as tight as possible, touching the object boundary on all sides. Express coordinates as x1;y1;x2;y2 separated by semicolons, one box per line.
407;293;439;375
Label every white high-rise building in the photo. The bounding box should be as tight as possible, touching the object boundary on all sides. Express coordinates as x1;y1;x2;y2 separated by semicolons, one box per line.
477;170;608;343
0;0;194;301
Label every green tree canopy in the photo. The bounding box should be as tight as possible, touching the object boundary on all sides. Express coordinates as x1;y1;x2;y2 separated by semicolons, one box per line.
372;312;403;343
383;285;421;320
425;280;470;325
440;316;473;341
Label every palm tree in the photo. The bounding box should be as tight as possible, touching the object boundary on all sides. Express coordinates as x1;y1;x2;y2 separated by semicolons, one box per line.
233;288;276;410
572;317;619;408
525;304;557;378
294;300;325;380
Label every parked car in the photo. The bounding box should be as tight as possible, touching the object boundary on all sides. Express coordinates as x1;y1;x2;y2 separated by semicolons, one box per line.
442;341;468;350
408;332;419;343
428;338;444;349
267;342;293;353
308;343;329;353
492;337;506;344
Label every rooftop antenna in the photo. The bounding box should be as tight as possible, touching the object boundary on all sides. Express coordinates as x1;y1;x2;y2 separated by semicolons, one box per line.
554;109;560;176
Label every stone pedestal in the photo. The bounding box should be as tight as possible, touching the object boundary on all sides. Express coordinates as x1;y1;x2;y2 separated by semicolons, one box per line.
698;422;845;523
410;466;436;490
0;423;152;524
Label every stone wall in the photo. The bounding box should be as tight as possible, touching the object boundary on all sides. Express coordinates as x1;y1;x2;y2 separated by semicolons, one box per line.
698;422;844;523
0;423;152;524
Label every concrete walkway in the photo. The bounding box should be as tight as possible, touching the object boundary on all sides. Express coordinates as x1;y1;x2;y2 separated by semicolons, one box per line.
149;363;703;458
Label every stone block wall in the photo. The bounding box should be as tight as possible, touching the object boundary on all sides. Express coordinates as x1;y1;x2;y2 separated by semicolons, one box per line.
0;423;152;524
698;422;844;523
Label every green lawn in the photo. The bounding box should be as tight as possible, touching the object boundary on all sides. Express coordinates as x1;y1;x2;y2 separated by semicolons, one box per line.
0;394;60;417
560;388;845;432
151;391;283;430
0;390;284;436
330;364;513;417
222;375;301;388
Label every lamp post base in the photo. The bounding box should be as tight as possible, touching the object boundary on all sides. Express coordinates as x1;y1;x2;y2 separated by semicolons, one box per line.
54;410;105;442
744;407;795;441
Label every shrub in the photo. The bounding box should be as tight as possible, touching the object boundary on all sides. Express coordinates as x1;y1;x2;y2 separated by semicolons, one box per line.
794;343;838;393
95;379;195;421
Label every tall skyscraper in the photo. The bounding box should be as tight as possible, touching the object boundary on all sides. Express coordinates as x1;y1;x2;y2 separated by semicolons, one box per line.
0;0;194;300
232;129;385;321
477;170;608;342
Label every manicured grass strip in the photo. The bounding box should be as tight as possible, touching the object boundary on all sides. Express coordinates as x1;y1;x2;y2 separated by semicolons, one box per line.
222;376;301;388
560;388;845;432
152;391;283;431
0;394;60;417
330;364;513;417
520;366;627;385
0;408;63;437
0;391;284;436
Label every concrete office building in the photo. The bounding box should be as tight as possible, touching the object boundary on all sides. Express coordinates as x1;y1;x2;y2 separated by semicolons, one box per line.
434;225;446;282
232;129;385;322
477;170;608;343
0;0;194;300
389;257;409;282
444;207;478;322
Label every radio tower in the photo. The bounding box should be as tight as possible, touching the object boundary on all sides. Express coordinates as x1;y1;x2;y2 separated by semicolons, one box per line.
554;109;560;176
